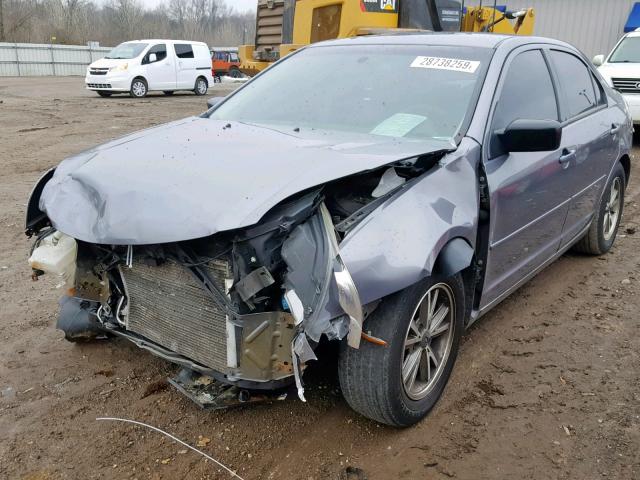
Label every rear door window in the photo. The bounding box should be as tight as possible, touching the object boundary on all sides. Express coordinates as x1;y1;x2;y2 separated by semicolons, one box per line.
549;50;598;120
490;49;559;157
174;43;194;59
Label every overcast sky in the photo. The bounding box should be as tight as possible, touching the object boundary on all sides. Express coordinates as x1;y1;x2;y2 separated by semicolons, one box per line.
135;0;256;11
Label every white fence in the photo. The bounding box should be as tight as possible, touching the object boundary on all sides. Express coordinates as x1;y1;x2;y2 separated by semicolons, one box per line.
0;43;111;77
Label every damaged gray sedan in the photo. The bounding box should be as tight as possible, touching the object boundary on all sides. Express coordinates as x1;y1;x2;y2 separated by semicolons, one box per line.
26;33;632;427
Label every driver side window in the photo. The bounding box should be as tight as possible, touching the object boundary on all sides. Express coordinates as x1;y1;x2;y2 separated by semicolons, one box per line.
143;44;167;64
490;49;559;158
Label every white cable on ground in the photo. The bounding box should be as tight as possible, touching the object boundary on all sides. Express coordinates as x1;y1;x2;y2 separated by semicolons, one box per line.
96;417;245;480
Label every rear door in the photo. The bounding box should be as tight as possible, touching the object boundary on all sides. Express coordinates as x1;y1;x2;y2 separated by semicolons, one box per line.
546;49;616;247
174;43;196;88
480;47;568;310
193;43;214;83
142;43;176;90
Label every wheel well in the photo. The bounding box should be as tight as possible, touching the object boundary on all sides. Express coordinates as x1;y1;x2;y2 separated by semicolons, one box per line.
431;237;476;321
132;76;147;86
432;237;474;278
620;154;631;186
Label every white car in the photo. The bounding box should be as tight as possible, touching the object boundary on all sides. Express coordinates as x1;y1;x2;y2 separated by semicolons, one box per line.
85;39;214;98
594;29;640;123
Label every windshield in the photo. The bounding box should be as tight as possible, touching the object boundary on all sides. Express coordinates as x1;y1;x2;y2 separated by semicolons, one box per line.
608;36;640;63
210;44;491;142
105;42;148;59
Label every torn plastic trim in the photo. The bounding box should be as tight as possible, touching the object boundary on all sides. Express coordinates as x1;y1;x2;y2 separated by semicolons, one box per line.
334;257;364;349
282;202;364;344
291;332;317;402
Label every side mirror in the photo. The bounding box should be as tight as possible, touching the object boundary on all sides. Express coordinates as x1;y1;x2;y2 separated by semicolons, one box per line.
207;96;224;109
149;53;157;63
498;119;562;153
592;54;605;66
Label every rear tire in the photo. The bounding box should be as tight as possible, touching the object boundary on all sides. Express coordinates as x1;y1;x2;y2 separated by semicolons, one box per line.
194;76;208;96
228;67;241;78
97;91;112;97
130;78;148;98
339;274;465;427
573;162;625;255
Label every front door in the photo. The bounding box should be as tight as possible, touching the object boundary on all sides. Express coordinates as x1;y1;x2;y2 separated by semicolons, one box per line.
480;47;568;310
143;43;175;90
174;43;196;89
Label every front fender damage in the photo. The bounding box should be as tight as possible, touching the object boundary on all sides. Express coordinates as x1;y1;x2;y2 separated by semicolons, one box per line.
282;202;364;401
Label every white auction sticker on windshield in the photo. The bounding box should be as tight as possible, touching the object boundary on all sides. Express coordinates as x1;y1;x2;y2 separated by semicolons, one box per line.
410;56;480;73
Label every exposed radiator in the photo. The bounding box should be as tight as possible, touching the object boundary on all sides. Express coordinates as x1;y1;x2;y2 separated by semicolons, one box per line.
119;258;232;372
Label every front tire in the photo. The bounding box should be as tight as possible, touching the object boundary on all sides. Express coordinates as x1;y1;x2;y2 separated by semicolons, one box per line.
339;274;465;427
194;77;208;96
130;78;148;98
573;162;625;255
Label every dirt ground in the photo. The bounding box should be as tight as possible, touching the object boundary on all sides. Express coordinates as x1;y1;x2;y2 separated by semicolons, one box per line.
1;77;639;480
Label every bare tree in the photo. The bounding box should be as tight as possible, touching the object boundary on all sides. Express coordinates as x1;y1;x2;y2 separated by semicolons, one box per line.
0;0;6;41
0;0;255;46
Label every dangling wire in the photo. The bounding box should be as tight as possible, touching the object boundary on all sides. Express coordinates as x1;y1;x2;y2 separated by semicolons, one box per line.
96;417;246;480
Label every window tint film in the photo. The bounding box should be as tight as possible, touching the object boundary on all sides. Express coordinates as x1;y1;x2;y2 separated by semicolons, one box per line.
491;49;558;157
175;43;194;59
549;50;597;120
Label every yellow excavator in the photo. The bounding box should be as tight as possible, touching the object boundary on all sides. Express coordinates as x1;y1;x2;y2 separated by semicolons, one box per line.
239;0;535;75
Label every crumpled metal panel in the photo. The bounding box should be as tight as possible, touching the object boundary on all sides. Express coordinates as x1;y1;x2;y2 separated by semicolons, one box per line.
39;117;452;245
337;139;481;308
235;311;296;381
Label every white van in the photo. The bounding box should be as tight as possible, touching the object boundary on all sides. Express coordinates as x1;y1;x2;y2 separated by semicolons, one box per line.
594;29;640;123
85;39;214;98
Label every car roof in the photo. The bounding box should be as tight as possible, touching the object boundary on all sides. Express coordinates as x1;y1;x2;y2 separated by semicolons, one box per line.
123;39;208;45
312;32;575;51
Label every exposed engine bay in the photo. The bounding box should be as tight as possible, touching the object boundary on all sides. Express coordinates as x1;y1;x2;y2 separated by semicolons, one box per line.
27;154;444;404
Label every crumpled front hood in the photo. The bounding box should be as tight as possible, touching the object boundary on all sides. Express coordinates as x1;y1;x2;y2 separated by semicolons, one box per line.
41;117;452;244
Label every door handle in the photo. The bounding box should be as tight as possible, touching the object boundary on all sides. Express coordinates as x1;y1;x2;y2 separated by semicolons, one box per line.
559;148;576;168
610;123;621;135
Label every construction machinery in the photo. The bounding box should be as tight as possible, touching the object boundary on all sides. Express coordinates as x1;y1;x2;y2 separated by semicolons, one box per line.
239;0;535;75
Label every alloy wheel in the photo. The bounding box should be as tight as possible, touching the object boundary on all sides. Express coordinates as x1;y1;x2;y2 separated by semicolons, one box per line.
603;177;622;241
402;283;455;401
132;80;146;97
